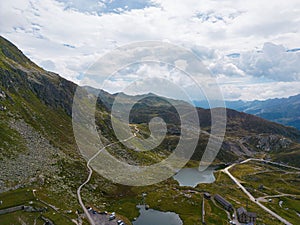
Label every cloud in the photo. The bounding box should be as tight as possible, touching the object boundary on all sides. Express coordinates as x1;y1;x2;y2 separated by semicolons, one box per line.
0;0;300;101
210;61;246;77
219;81;300;101
40;60;56;71
211;42;300;81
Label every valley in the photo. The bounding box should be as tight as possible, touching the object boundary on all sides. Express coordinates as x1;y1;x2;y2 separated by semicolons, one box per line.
1;157;299;225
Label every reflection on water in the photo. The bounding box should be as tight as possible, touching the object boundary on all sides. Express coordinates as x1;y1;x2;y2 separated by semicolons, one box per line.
132;205;183;225
173;167;216;187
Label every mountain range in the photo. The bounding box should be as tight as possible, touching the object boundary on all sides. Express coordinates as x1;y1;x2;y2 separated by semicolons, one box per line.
194;94;300;130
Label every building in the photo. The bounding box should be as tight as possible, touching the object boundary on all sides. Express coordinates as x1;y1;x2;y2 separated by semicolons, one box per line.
237;207;257;224
204;192;211;199
214;194;233;211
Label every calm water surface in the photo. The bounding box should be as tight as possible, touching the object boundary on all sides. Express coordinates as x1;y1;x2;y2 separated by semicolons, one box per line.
132;205;183;225
173;167;216;187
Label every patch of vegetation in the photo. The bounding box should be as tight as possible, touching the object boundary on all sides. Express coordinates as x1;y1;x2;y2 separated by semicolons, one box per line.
263;196;300;225
0;188;75;225
0;211;44;225
230;161;300;196
0;188;34;210
205;199;228;224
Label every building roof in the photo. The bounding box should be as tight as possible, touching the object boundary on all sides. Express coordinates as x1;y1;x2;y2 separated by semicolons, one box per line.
237;207;257;218
214;194;232;208
237;207;247;216
246;212;257;218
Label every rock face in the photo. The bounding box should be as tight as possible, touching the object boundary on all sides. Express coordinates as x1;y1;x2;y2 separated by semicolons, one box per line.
0;88;6;98
0;88;7;111
28;72;76;116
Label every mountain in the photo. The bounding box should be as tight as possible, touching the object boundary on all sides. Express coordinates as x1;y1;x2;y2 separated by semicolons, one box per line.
1;36;300;223
1;35;300;168
194;94;300;130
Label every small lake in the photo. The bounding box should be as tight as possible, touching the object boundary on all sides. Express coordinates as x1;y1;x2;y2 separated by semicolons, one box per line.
132;205;183;225
173;167;216;187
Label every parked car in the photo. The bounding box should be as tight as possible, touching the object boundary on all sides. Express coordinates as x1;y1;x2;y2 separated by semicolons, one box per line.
109;215;116;221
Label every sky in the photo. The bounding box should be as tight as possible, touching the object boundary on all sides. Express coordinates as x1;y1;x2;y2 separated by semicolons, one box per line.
0;0;300;101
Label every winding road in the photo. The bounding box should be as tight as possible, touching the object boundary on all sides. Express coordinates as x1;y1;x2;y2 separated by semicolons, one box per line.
77;126;139;225
222;158;299;225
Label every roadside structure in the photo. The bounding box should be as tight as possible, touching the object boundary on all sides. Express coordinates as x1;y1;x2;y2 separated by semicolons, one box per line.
237;207;257;224
204;192;211;199
214;194;233;211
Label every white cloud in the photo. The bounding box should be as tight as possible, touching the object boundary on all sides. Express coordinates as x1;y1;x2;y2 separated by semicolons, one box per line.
210;42;300;82
239;43;300;81
219;81;300;101
0;0;300;101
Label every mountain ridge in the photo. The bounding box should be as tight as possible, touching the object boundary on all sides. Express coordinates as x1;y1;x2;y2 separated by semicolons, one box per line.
194;94;300;130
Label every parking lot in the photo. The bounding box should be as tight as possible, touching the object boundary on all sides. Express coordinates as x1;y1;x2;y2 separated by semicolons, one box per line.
88;210;126;225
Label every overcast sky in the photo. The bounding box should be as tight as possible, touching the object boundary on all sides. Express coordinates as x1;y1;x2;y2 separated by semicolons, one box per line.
1;0;300;101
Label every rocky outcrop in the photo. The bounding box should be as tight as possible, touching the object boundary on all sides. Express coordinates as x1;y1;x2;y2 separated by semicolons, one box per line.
0;120;60;192
242;134;292;152
28;72;76;116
